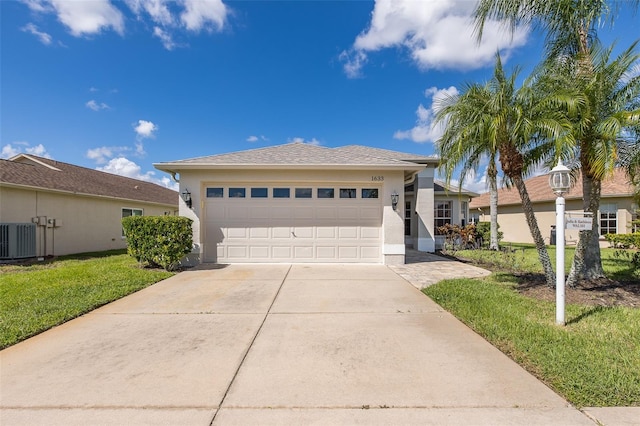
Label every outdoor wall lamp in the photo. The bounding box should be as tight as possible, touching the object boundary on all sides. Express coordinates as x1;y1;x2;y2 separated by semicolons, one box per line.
181;188;192;209
548;160;571;326
391;191;399;211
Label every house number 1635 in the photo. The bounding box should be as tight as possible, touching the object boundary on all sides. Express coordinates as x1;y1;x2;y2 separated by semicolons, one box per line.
371;176;384;181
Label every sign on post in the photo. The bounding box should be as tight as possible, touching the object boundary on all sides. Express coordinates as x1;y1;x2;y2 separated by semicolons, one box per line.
565;217;592;230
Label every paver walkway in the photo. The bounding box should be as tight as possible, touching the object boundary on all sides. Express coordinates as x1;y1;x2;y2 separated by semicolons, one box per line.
390;249;491;289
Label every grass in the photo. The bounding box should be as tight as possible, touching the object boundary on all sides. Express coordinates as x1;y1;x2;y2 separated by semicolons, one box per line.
452;243;639;280
0;250;173;349
425;245;640;407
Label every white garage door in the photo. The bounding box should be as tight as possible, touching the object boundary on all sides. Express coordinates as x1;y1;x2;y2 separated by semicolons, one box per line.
203;185;382;263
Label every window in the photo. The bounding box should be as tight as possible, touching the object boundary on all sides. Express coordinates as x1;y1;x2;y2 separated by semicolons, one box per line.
599;203;617;235
405;201;411;236
295;188;312;198
633;205;639;233
362;188;379;199
434;201;452;235
122;208;142;237
229;188;246;198
461;201;468;227
340;188;357;198
251;188;268;198
273;188;290;198
206;187;223;198
317;188;334;198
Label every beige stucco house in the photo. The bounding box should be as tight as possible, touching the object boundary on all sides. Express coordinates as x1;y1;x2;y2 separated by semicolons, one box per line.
470;168;638;247
154;143;477;265
1;154;178;259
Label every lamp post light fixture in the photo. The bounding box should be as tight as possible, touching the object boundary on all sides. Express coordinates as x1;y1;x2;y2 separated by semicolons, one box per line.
391;191;399;211
181;188;192;209
548;160;571;325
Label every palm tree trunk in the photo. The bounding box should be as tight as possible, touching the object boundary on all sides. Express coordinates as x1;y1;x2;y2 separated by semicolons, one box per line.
512;175;556;287
488;164;499;250
567;171;606;286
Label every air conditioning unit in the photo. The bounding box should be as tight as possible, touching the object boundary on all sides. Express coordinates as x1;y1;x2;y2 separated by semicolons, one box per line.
0;223;37;259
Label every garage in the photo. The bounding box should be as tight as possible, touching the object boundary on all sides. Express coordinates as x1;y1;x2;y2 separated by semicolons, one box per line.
203;184;382;263
154;142;433;266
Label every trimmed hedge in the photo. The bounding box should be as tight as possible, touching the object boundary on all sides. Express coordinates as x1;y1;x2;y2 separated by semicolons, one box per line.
604;232;640;249
122;216;193;271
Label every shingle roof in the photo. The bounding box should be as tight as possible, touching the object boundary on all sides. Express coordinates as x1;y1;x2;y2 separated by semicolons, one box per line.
1;155;178;206
154;142;433;170
470;168;635;208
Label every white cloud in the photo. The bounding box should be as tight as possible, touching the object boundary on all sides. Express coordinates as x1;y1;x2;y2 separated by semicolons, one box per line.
341;0;528;77
133;119;157;139
86;146;130;164
288;137;321;146
21;0;229;50
26;0;125;36
246;135;269;143
1;144;21;159
21;23;52;45
1;142;52;159
85;99;110;111
97;156;178;190
153;26;177;50
394;86;458;144
181;0;227;32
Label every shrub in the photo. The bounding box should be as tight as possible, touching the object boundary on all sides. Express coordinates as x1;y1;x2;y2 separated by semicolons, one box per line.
475;221;503;248
437;223;478;252
604;233;640;249
122;216;193;271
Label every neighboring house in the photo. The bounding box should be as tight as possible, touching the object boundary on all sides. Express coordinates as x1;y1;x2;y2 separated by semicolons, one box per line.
1;154;178;259
154;143;477;265
469;168;638;247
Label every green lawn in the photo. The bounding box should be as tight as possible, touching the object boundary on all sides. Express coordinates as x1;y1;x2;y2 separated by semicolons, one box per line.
453;243;639;280
425;245;640;407
0;250;173;349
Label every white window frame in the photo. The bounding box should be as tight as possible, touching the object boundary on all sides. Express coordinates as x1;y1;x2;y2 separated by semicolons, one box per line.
434;201;452;235
599;203;617;236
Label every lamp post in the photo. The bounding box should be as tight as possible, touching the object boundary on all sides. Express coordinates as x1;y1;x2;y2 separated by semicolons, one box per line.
548;160;571;325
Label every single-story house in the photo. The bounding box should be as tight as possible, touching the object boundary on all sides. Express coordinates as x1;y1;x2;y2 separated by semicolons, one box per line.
1;154;178;259
154;143;477;265
469;168;638;247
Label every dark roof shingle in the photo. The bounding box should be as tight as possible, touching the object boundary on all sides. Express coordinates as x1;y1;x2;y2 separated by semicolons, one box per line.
1;155;178;206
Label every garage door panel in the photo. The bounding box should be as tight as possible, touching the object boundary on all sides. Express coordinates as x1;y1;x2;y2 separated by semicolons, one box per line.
361;227;381;239
227;228;248;239
227;206;248;219
293;227;313;238
338;227;358;238
294;207;314;219
294;246;313;259
361;207;382;221
338;246;358;259
271;207;292;219
316;246;337;259
316;207;337;219
272;227;292;238
250;246;270;258
338;207;359;219
272;246;293;259
316;227;336;238
249;227;269;238
227;246;248;259
361;246;381;259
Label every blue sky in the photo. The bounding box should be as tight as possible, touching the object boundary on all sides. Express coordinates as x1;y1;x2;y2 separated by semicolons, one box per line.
2;0;638;192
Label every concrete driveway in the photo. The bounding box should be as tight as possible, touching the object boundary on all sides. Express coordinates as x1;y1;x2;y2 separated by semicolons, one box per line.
1;264;597;425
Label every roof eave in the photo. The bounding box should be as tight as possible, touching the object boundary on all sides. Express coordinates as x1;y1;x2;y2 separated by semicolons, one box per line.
153;163;426;173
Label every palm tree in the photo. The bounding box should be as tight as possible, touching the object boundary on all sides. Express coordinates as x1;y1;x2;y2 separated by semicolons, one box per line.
435;81;501;251
436;54;576;286
475;0;640;284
